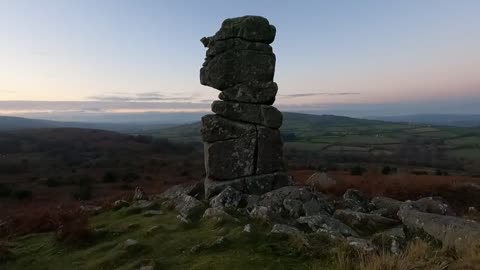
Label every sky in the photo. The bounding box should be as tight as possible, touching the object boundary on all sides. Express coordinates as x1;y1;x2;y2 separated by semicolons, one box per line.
1;0;480;119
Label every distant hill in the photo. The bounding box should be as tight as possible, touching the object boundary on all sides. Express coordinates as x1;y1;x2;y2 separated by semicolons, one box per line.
147;112;480;171
0;116;174;133
145;112;396;141
370;114;480;127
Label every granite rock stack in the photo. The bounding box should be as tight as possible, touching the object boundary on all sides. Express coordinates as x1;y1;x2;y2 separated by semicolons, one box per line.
200;16;288;198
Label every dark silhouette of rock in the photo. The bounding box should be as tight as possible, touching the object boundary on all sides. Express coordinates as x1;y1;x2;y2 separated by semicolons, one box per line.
200;16;286;197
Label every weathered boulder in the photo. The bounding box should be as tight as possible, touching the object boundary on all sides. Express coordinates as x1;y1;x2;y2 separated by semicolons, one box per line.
126;200;159;215
256;126;284;174
372;226;406;255
297;215;358;237
173;194;206;220
204;134;256;180
255;186;334;218
283;199;304;218
205;38;272;59
270;224;301;236
410;197;455;216
306;172;336;192
202;16;276;45
209;186;243;210
123;239;142;253
346;237;376;252
200;50;275;90
398;205;480;251
157;181;204;201
204;172;289;198
211;101;282;129
341;189;371;212
371;197;403;218
219;81;278;105
250;206;276;223
201;114;256;143
202;208;239;224
113;200;129;210
334;209;400;236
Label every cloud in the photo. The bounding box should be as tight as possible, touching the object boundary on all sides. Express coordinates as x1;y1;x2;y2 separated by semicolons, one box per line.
278;92;360;98
87;91;193;102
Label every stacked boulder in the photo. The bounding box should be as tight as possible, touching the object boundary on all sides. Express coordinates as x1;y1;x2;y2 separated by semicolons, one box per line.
200;16;288;198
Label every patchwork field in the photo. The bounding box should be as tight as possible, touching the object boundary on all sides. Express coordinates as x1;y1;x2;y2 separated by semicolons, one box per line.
149;113;480;173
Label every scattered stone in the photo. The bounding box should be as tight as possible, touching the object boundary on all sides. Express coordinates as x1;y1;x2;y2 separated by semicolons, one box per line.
244;195;260;211
190;244;203;253
126;200;158;215
371;197;403;218
139;265;154;270
334;209;400;236
250;206;275;223
113;200;129;210
410;197;455;216
209;186;243;210
346;237;376;252
283;199;304;218
174;194;206;220
307;172;336;192
176;214;191;225
270;224;301;236
123;239;141;252
202;207;239;224
398;205;480;252
157;181;204;201
210;236;228;249
79;205;102;215
143;210;163;217
341;189;371;212
255;186;334;219
133;186;146;201
243;224;253;233
297;215;359;237
145;225;161;235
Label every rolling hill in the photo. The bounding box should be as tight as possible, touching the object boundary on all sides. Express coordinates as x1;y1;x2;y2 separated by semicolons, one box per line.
0;116;174;133
146;112;480;172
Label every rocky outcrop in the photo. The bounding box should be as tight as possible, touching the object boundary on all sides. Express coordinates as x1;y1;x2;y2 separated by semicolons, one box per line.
200;16;286;198
398;204;480;251
334;209;400;236
297;215;358;237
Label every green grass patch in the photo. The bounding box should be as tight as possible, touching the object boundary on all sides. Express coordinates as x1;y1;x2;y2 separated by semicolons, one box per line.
3;208;336;270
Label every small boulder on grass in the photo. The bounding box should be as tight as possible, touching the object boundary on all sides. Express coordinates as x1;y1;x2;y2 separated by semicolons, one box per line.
126;201;159;215
209;186;243;210
113;200;129;211
123;239;143;253
270;224;301;236
143;210;163;217
202;207;239;224
334;209;400;236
